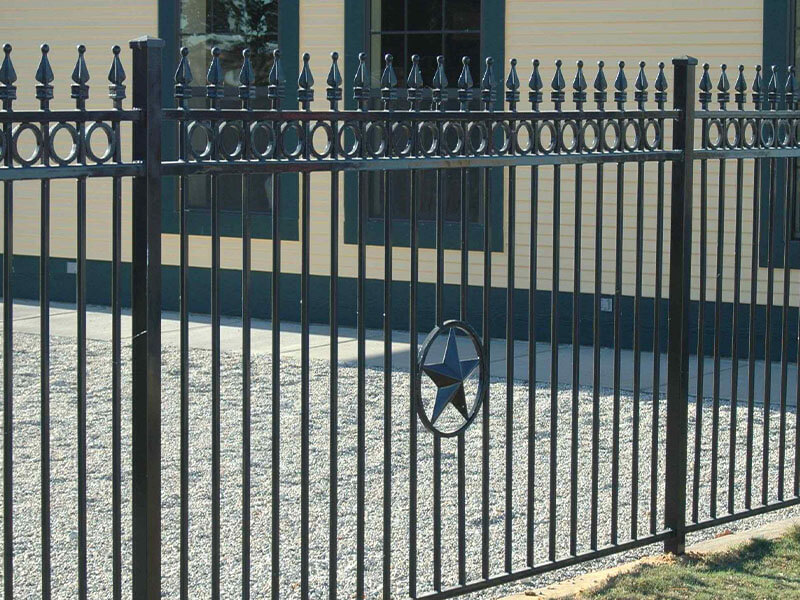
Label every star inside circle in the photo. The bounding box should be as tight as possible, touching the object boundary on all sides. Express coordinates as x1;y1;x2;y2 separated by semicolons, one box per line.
422;329;480;425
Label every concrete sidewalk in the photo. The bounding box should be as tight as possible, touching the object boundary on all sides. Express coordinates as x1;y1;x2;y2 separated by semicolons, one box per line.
3;300;796;407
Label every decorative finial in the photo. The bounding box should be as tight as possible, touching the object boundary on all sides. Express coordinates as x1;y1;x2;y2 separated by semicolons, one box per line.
35;44;54;109
551;59;565;110
716;64;730;109
239;48;256;104
752;65;763;109
613;60;627;110
353;51;369;110
297;51;314;109
593;60;607;110
458;56;473;111
206;46;224;105
174;46;193;106
529;58;543;110
768;64;779;109
785;65;797;110
407;54;423;110
432;55;448;111
268;48;286;108
326;51;342;110
654;61;668;109
380;53;397;109
572;59;587;110
481;56;496;110
634;60;648;110
505;58;520;110
0;43;16;106
698;63;712;110
71;44;90;107
734;65;747;109
108;45;126;107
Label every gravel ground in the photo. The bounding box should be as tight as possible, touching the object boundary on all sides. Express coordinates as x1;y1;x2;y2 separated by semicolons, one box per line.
1;330;799;599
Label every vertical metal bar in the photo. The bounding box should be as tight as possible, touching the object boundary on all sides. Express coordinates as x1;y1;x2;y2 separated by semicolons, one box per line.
631;155;645;540
410;160;420;592
779;155;793;501
664;56;697;556
746;156;761;510
481;163;492;579
506;161;515;571
382;135;392;600
692;120;708;524
570;161;581;555
329;116;340;600
300;101;311;600
728;155;744;514
711;155;726;518
129;36;163;600
241;90;252;600
763;156;777;506
611;159;623;546
458;161;467;586
590;159;603;551
650;151;665;534
527;162;539;565
355;158;366;600
110;116;122;600
549;160;561;560
210;101;221;600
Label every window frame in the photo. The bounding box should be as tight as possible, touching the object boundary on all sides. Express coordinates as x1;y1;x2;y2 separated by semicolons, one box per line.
158;0;300;241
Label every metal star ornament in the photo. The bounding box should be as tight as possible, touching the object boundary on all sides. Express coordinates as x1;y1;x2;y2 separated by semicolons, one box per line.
422;329;480;424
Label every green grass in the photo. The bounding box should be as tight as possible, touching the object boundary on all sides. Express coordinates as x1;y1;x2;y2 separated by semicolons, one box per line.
575;526;800;599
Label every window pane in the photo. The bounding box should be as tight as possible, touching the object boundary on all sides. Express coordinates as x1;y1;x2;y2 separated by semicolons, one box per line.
443;33;480;86
445;0;480;30
406;34;441;79
380;0;404;31
373;33;406;86
408;0;443;31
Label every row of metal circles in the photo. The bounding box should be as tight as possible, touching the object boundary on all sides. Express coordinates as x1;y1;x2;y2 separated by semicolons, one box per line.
182;117;668;161
2;121;117;166
702;117;800;150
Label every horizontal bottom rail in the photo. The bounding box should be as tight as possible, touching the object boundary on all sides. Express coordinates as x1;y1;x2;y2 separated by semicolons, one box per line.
416;531;673;600
686;496;800;534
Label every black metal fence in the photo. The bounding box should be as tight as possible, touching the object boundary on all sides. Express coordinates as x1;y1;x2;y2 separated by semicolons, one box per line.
0;37;799;599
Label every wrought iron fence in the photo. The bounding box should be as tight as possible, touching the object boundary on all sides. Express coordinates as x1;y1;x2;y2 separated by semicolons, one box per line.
0;36;799;600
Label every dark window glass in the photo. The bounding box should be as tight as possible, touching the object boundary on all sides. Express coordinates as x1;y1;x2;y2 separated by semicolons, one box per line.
368;0;483;224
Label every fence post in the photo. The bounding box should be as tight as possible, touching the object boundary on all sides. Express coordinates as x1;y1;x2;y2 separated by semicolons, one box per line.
664;55;697;555
129;35;163;599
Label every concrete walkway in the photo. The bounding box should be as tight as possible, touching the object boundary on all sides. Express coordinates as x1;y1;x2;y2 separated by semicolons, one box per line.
3;300;797;407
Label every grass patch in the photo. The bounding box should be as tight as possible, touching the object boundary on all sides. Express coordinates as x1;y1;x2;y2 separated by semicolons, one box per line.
575;526;800;599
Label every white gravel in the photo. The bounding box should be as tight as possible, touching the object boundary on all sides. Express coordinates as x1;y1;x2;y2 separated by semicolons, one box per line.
2;330;799;599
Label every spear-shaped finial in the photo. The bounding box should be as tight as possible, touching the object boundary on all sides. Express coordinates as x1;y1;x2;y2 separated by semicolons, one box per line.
35;44;54;109
506;58;520;111
239;48;256;105
206;46;224;105
613;60;627;110
380;53;397;110
108;45;126;108
407;54;423;110
785;65;798;110
529;58;543;110
481;56;496;110
432;55;448;111
572;60;587;110
551;59;565;110
71;44;90;108
752;65;763;109
768;64;779;109
698;62;712;110
268;48;286;108
326;51;342;110
634;61;648;110
593;60;607;110
353;51;369;110
458;56;473;111
0;43;16;107
734;65;747;110
297;52;314;110
654;61;668;109
174;46;193;107
716;64;730;109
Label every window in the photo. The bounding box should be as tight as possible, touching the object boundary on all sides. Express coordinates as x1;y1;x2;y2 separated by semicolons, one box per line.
367;0;484;225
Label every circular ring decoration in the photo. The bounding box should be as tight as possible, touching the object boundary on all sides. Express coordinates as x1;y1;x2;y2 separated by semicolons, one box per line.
441;121;464;156
560;119;580;153
579;120;601;153
760;120;776;148
217;121;243;160
777;118;791;148
643;119;662;151
415;319;487;437
515;121;535;154
706;118;724;150
249;121;276;160
622;119;641;152
84;121;115;163
364;122;387;157
742;119;758;149
280;121;305;158
491;120;512;154
417;121;440;157
12;122;44;167
724;119;740;149
337;121;362;158
187;120;214;161
466;121;489;155
310;121;334;159
602;120;621;152
48;122;79;166
391;121;413;156
538;120;558;154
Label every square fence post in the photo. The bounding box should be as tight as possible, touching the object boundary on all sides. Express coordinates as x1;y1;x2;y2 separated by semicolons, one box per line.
664;55;697;555
129;35;163;600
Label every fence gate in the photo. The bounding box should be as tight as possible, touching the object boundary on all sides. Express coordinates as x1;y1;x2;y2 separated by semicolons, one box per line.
0;36;800;600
